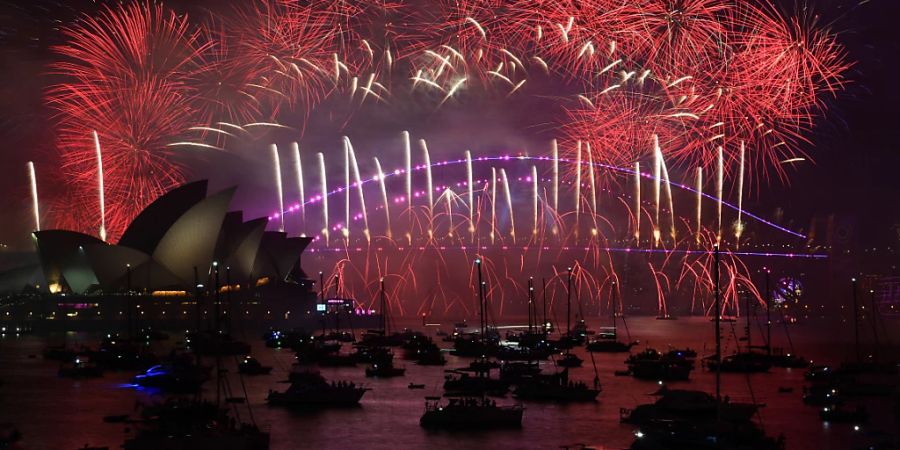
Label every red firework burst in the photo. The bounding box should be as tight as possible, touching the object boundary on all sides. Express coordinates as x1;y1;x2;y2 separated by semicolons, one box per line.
226;1;337;116
47;2;206;241
189;27;272;128
42;0;849;241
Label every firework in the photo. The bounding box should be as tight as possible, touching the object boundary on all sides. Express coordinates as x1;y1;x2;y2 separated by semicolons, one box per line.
38;0;848;316
27;162;40;232
47;2;205;240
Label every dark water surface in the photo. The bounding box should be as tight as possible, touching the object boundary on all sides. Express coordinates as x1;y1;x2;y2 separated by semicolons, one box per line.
0;316;897;449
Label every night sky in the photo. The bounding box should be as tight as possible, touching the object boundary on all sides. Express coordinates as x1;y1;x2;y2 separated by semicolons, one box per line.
0;0;898;258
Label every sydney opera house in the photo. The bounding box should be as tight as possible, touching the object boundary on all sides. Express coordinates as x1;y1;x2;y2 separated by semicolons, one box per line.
0;181;340;331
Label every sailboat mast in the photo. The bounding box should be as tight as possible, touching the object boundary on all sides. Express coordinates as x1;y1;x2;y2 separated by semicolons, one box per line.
765;268;771;357
852;277;860;363
380;277;386;335
612;278;618;338
213;261;221;408
334;274;340;333
745;291;751;350
476;258;484;345
527;278;534;334
566;267;572;340
193;266;201;334
869;287;880;363
225;266;232;335
714;245;721;405
542;278;548;334
318;271;325;335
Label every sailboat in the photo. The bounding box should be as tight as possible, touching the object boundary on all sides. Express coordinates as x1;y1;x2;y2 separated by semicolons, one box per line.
554;268;586;350
760;269;809;368
124;262;269;449
587;281;636;353
452;258;502;360
444;258;510;397
497;278;554;361
800;277;898;411
359;278;406;347
356;279;406;377
626;246;783;450
452;262;501;357
704;290;771;373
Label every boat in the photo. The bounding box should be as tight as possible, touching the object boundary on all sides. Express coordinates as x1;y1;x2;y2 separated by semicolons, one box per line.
187;331;252;356
405;338;447;366
316;352;358;367
802;385;844;406
450;332;498;357
769;349;810;368
555;271;586;351
667;347;697;358
319;331;355;343
238;356;273;375
139;328;169;341
630;418;784;450
557;352;583;368
131;360;210;393
122;399;269;449
513;369;600;402
263;329;285;348
267;375;369;407
419;396;523;429
365;361;406;378
626;348;694;381
460;358;501;373
758;271;810;369
711;316;738;323
494;343;552;361
587;285;636;353
620;387;759;425
359;331;406;347
804;365;835;382
586;337;636;353
443;370;510;397
352;345;394;364
413;348;447;366
499;361;542;382
705;351;771;373
58;355;104;379
292;339;342;364
819;405;868;423
626;248;783;450
270;368;368;407
90;334;158;370
359;280;414;348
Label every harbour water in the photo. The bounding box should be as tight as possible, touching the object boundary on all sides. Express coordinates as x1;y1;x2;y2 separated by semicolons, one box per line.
0;316;896;449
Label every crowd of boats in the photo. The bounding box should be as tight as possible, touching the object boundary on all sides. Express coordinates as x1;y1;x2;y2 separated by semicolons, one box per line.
7;257;899;449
